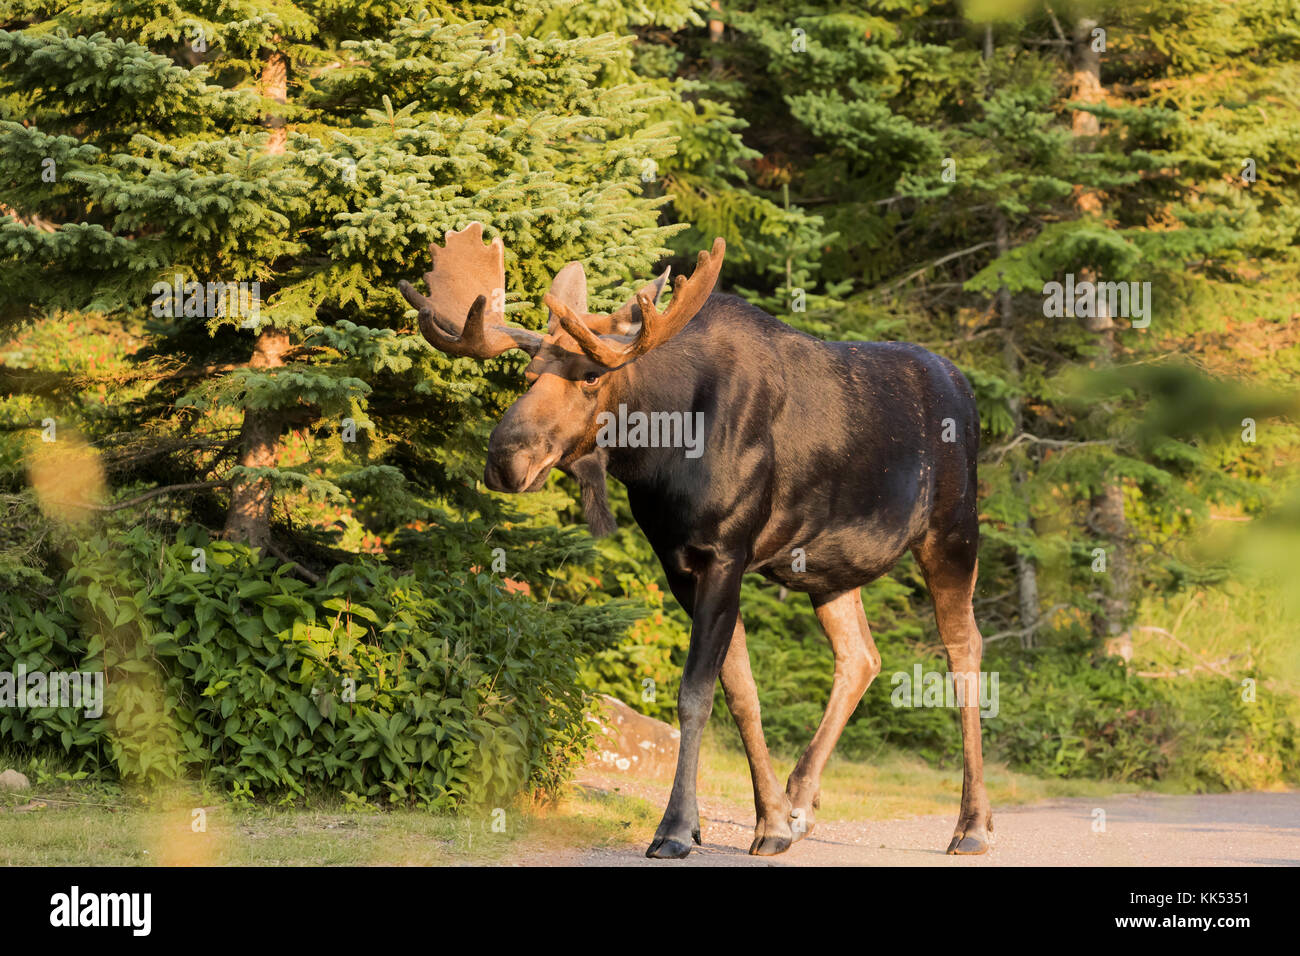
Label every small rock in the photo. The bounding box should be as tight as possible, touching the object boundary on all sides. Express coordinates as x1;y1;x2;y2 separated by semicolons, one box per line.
0;769;30;792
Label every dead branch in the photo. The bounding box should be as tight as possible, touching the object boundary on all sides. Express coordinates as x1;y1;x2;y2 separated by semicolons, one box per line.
983;603;1071;643
987;432;1117;465
80;480;230;512
875;241;996;297
265;541;322;583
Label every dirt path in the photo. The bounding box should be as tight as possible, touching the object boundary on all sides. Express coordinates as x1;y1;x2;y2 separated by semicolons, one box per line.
519;775;1300;866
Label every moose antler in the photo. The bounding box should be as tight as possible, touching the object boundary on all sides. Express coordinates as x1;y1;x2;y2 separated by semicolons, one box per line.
398;222;543;358
545;262;672;337
543;237;725;368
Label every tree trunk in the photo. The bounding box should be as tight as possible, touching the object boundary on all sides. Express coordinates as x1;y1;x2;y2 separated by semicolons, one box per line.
225;44;289;546
708;1;724;74
997;210;1041;648
1089;482;1129;637
1070;13;1130;639
261;45;289;156
986;26;1041;647
223;330;289;547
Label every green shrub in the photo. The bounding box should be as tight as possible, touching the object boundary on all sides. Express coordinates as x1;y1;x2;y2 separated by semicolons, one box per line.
983;645;1300;788
578;574;689;723
987;649;1176;781
0;525;620;808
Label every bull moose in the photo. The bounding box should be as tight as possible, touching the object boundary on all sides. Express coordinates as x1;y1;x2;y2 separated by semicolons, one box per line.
399;223;992;859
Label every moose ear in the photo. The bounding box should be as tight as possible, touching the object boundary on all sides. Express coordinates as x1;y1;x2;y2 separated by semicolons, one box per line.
563;451;616;537
544;265;672;338
603;267;670;335
546;262;588;334
547;235;722;367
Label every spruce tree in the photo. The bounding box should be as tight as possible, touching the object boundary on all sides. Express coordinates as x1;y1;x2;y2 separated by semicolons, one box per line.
0;2;680;573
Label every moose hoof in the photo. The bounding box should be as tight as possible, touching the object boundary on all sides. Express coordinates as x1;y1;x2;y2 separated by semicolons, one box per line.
749;817;793;856
646;835;694;860
945;832;990;855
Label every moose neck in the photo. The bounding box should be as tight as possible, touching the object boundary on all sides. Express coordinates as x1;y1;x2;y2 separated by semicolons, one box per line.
597;353;710;491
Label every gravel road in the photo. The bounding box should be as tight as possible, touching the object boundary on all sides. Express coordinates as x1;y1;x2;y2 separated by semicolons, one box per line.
521;779;1300;866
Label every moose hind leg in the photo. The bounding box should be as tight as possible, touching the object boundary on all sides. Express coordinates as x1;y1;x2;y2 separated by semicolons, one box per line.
785;589;881;843
915;535;993;855
720;615;793;855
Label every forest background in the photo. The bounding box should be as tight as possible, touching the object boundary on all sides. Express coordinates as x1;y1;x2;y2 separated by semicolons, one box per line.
0;0;1297;808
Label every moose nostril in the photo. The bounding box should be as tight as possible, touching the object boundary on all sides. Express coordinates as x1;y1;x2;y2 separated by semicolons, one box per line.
485;450;533;493
484;457;510;492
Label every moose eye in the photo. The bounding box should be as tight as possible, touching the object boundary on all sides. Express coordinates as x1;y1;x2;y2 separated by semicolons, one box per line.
582;371;601;386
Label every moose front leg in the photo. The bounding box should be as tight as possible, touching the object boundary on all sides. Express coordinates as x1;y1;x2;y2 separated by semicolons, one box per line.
646;554;744;860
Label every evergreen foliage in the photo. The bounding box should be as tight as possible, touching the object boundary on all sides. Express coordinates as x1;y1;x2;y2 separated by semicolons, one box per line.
1;0;1296;800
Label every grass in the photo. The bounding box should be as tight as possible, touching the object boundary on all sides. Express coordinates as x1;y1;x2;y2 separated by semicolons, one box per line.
1133;580;1300;692
0;734;1155;865
0;787;633;866
0;745;628;865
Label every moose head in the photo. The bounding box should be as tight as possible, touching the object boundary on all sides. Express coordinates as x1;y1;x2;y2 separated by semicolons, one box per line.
398;223;725;535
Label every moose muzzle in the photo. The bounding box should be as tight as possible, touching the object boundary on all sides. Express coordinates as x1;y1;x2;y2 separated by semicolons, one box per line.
484;428;560;493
